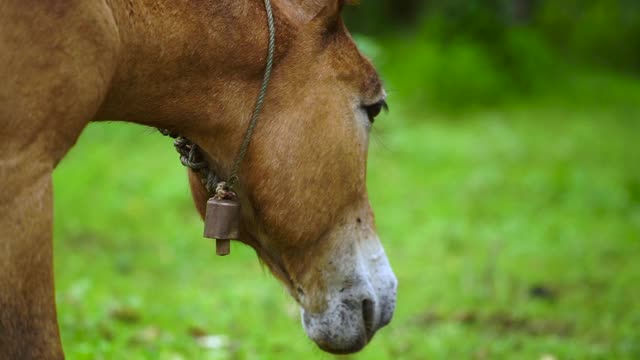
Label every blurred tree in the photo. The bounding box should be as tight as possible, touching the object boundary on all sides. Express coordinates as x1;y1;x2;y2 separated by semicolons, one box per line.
508;0;537;24
344;0;639;72
537;0;640;70
386;0;423;25
343;0;425;34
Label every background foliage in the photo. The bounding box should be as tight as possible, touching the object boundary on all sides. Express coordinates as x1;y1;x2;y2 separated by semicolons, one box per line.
345;0;640;109
52;1;639;359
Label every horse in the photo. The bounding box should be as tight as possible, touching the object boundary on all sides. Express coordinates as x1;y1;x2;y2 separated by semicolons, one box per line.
0;0;397;358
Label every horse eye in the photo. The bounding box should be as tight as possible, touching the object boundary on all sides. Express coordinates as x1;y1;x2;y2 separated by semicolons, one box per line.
363;100;388;123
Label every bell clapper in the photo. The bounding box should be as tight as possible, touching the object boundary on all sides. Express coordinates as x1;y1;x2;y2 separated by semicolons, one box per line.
216;239;231;256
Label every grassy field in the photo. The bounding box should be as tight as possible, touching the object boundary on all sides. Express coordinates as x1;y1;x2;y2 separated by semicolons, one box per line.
53;92;640;359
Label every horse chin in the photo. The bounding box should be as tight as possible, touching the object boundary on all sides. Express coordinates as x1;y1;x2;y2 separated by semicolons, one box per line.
300;303;370;354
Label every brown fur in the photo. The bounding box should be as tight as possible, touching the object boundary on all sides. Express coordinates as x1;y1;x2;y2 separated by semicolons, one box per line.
0;0;383;358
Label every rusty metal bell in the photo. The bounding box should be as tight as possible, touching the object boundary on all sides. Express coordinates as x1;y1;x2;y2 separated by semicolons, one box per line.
203;197;240;256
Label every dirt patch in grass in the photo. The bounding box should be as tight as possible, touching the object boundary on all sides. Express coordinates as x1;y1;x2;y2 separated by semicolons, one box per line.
414;309;573;337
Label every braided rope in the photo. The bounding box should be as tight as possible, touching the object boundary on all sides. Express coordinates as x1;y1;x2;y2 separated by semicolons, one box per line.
159;0;275;197
172;136;219;194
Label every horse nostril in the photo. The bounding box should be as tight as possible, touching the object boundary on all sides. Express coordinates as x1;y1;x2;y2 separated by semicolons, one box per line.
362;299;375;339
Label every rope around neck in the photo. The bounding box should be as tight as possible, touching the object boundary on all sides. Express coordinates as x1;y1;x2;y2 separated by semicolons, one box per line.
227;0;276;189
160;0;275;197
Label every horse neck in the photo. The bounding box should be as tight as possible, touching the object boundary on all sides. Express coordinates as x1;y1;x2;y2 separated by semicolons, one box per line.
97;0;271;134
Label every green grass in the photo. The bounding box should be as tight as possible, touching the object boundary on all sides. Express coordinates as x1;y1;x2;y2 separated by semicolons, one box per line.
53;97;640;359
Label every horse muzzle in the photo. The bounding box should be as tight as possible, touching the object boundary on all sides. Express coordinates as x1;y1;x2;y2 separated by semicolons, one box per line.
299;234;397;354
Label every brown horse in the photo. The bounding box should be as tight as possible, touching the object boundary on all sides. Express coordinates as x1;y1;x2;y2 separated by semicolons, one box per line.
0;0;397;357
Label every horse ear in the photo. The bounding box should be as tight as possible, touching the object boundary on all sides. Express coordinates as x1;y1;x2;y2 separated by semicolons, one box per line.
310;0;347;26
280;0;349;25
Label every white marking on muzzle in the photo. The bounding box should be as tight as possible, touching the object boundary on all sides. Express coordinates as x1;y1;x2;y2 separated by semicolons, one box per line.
301;233;397;353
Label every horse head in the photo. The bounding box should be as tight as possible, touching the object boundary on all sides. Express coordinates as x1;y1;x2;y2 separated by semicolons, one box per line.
184;0;397;354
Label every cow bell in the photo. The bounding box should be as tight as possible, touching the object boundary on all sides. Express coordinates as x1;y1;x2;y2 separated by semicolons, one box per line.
203;197;240;256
